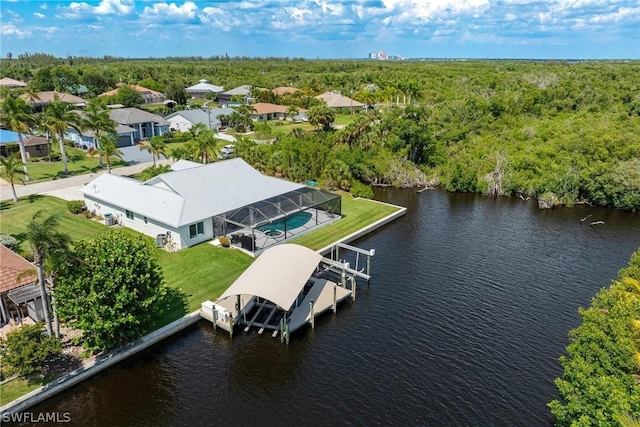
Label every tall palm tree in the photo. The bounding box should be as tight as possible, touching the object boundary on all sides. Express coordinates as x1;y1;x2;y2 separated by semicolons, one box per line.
0;94;33;181
0;153;26;202
187;122;207;141
308;104;335;131
140;135;166;167
82;100;116;168
97;133;123;173
191;130;220;164
26;212;71;337
44;95;83;174
34;114;55;161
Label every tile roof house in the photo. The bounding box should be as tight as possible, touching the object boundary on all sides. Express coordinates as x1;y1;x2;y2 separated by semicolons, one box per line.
20;91;86;111
272;87;299;96
315;92;364;111
81;158;341;255
250;103;307;122
98;84;166;105
0;245;45;325
165;108;235;132
186;79;224;99
0;77;27;88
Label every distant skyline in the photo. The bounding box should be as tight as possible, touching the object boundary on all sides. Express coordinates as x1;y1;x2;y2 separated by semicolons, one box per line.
1;1;638;60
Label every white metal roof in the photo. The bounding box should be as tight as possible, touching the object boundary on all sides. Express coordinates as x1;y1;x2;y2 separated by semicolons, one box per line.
109;107;170;126
81;158;304;227
186;79;224;93
81;174;186;227
218;244;322;310
171;159;202;171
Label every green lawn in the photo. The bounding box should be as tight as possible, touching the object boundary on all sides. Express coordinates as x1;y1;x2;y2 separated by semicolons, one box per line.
291;193;400;251
23;146;127;183
0;376;52;406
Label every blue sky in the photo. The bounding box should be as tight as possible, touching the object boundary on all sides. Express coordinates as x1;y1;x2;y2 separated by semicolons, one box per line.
1;1;638;59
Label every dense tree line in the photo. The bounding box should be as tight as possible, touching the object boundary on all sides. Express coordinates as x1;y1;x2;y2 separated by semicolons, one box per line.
549;250;640;425
2;56;638;210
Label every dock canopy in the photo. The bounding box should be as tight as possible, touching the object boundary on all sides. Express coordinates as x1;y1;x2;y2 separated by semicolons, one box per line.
218;244;321;311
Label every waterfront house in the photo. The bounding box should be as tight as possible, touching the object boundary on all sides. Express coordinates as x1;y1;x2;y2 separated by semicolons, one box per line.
0;130;50;158
186;79;224;99
315;92;364;111
165;108;235;132
250;103;307;122
0;245;45;326
98;84;166;105
81;158;341;255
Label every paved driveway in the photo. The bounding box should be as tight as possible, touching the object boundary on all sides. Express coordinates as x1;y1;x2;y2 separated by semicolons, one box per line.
119;145;167;164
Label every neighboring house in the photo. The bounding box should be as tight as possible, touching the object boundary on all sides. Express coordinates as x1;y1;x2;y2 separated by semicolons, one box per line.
315;92;364;111
272;86;299;96
0;245;44;326
0;77;27;88
250;103;307;122
98;83;166;105
66;107;167;147
0;129;50;158
20;91;86;111
185;79;224;99
81;158;341;255
165;108;235;132
216;85;253;104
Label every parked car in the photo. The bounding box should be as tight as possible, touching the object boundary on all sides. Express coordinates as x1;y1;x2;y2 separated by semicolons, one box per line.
218;144;235;159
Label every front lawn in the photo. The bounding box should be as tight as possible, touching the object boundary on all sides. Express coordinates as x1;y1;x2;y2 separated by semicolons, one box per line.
0;376;52;406
23;146;127;183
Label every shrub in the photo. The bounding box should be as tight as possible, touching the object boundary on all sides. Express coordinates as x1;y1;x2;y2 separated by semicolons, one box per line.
0;234;19;251
19;250;35;262
350;180;374;199
64;140;74;148
0;323;61;377
67;200;87;214
219;236;230;247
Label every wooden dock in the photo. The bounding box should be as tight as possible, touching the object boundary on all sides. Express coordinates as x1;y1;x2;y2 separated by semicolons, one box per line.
288;277;352;333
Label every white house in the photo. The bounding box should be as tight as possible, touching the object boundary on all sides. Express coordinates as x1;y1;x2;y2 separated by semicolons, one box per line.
186;79;224;99
165;108;234;132
81;159;342;255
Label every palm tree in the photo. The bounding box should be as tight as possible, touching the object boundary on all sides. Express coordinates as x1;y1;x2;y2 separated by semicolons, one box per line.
82;100;116;168
235;104;256;116
285;105;299;121
140;135;166;167
97;134;123;173
187;122;207;141
191;130;220;164
0;153;26;202
25;212;71;337
307;105;335;131
0;94;33;181
44;95;83;174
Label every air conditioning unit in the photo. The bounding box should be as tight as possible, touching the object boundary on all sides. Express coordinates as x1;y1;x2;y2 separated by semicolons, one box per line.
156;234;167;247
104;213;115;226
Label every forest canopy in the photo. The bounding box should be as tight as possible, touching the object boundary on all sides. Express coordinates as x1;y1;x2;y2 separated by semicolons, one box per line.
2;55;639;210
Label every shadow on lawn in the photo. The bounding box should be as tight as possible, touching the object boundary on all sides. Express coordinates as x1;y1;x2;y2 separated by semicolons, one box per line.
151;286;189;329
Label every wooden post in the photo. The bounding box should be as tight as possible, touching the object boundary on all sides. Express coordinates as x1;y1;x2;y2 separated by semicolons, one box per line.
310;300;315;329
212;309;217;330
279;318;284;344
333;284;337;313
285;319;290;345
229;313;233;338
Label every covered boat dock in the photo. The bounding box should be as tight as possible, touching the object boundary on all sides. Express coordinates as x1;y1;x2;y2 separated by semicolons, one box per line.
200;243;374;343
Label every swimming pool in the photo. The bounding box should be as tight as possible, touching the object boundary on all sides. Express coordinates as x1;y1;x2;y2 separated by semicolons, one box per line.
260;211;312;233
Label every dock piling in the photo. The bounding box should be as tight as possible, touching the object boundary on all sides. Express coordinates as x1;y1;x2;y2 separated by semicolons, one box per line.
310;300;315;329
333;285;337;313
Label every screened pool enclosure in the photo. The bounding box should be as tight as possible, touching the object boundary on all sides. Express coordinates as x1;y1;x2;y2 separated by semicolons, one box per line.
214;187;341;254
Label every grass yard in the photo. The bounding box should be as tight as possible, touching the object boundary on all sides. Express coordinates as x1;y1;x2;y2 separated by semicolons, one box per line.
0;376;52;406
291;193;401;251
23;146;127;183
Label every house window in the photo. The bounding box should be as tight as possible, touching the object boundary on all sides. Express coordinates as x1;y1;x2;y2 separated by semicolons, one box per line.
126;210;134;221
189;221;204;239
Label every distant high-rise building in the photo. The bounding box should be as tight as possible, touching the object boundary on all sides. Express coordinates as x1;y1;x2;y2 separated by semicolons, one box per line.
367;50;402;61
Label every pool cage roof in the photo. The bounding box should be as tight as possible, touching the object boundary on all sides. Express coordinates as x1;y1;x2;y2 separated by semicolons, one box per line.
220;187;341;229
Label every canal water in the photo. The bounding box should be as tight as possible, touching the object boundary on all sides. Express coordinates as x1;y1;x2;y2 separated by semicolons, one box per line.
24;190;640;426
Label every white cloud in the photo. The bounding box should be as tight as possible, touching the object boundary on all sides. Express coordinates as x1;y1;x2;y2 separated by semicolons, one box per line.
505;13;517;21
1;23;32;38
141;1;200;22
40;3;48;9
94;0;135;15
34;12;45;19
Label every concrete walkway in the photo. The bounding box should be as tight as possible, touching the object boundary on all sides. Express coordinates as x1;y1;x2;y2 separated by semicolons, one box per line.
0;159;173;202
